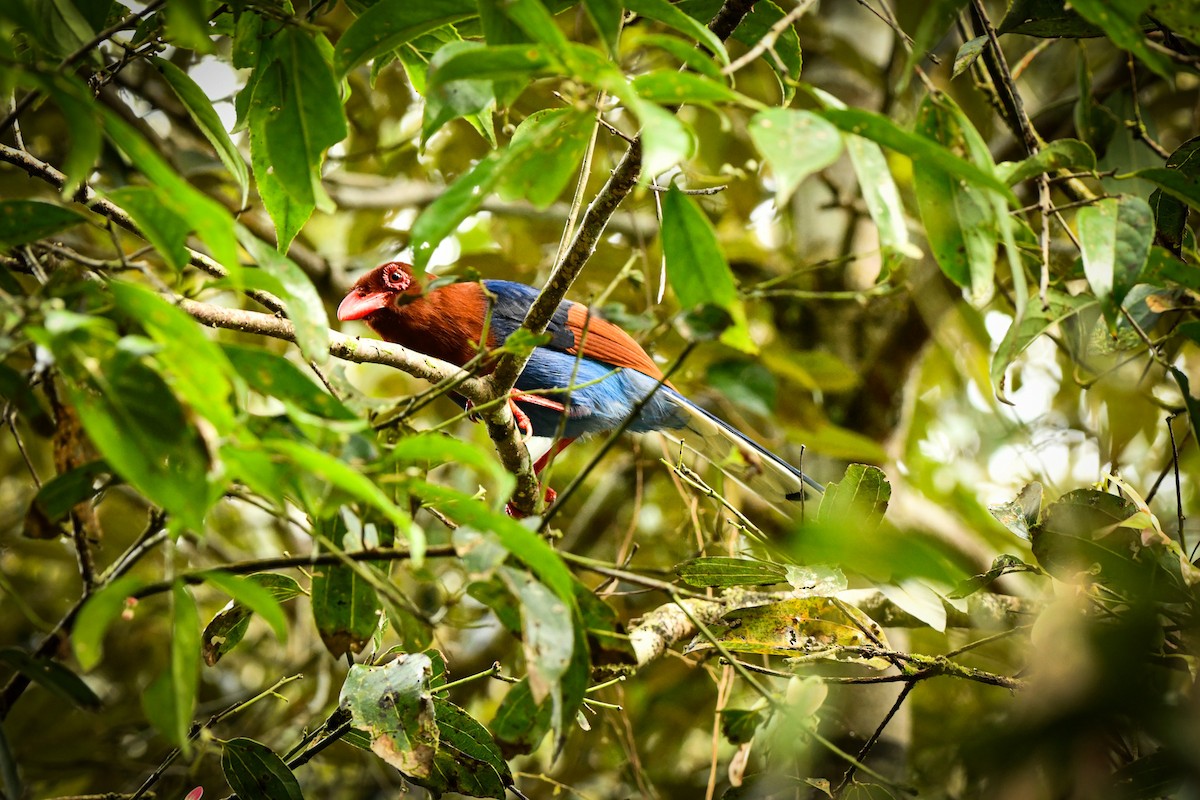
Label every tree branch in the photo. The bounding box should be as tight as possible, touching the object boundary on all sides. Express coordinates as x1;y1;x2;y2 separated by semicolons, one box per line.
625;587;1036;667
0;142;286;314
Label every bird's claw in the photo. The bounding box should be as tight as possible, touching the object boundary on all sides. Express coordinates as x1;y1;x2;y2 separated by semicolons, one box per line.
504;485;558;518
464;392;536;440
508;395;534;441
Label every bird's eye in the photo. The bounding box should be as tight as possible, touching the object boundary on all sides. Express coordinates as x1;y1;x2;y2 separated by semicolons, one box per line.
383;265;408;290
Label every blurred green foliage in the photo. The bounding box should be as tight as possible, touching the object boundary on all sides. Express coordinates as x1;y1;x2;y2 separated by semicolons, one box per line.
0;1;1198;799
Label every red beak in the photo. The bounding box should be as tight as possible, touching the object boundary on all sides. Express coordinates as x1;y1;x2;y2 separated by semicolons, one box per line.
337;290;390;322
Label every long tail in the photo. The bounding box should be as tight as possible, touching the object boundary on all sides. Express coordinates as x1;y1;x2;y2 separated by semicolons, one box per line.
664;398;823;508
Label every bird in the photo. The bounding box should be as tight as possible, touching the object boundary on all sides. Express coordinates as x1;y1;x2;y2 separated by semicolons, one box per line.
337;262;821;515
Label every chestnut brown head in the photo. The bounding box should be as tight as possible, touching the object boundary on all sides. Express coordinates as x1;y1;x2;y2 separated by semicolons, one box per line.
337;262;422;321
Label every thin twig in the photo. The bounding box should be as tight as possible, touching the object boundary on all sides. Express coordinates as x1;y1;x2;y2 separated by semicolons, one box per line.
833;682;915;796
130;674;302;800
130;546;455;600
722;0;816;75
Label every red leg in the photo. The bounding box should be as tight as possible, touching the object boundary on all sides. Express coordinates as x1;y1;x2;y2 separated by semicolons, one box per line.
533;437;575;474
466;391;566;440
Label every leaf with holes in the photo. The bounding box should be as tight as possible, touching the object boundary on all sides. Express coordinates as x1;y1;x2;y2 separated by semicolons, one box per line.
340;654;439;778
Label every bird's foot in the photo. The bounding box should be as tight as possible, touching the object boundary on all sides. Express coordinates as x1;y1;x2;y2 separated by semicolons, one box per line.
504;485;558;519
466;390;561;441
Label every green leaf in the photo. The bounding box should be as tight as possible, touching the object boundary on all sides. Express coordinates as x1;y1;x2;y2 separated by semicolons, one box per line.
152;56;249;204
336;0;477;76
232;11;263;69
819;106;1018;204
721;708;765;745
913;94;999;303
202;573;303;666
221;738;304;800
499;0;570;51
998;0;1114;36
1077;195;1153;330
719;0;802;99
43;76;101;197
310;550;382;660
142;584;201;750
248;101;314;251
879;579;948;632
707;358;777;416
748;108;842;208
163;0;213;52
808;88;916;261
223;345;356;421
990;290;1097;401
422;40;496;143
1169;366;1200;450
24;460;110;536
109;280;237;434
201;572;290;644
0;647;101;710
496;108;593;209
238;231;330;363
626;0;729;64
340;654;439;778
411;102;607;270
477;0;535;104
1068;0;1174;79
72;575;146;671
385;432;514;499
948;554;1046;599
1126;166;1200;214
499;567;573;728
412;481;576;604
639;33;725;79
582;0;621;55
0;200;86;248
107;187;190;272
491;625;589;755
632;99;695;179
424;42;555;85
258;29;347;211
661;185;754;352
632;70;752;108
410;152;505;272
102;112;240;275
267;440;418;559
952;35;987;79
35;320;216;532
685;597;888;660
815;464;890;531
676;557;788;588
844;134;917;259
1030;489;1142;583
1000;138;1097;186
426;699;511;799
1145;245;1200;292
988;482;1044;541
1146;135;1200;255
